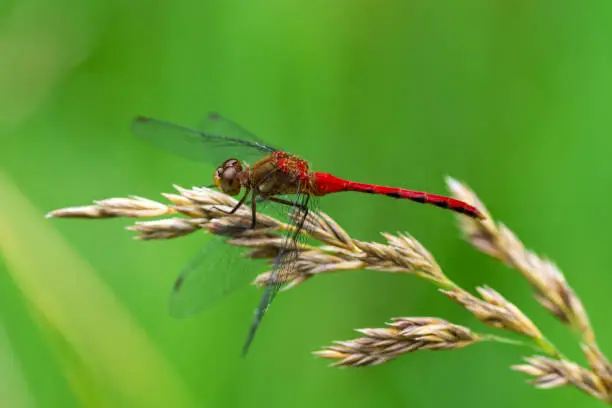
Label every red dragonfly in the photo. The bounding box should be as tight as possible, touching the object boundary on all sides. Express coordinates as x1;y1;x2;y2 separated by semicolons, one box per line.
132;113;483;354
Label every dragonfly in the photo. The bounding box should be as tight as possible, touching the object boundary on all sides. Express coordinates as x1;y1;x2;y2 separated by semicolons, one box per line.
132;112;484;355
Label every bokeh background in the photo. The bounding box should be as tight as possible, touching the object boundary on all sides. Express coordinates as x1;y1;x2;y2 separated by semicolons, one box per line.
2;1;612;407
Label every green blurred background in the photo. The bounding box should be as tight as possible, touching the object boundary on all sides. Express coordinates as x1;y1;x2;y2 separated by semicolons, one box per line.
1;1;612;407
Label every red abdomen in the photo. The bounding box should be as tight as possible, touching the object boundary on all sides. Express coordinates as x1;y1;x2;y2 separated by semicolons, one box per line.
312;172;484;219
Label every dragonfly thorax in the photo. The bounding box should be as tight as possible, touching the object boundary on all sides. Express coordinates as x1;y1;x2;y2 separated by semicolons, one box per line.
214;158;246;196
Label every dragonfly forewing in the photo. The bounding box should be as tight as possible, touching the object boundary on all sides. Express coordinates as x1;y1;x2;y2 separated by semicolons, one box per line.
132;116;275;166
196;112;278;151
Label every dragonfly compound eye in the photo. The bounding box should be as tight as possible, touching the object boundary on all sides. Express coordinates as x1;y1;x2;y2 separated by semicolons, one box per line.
215;159;243;196
223;159;243;171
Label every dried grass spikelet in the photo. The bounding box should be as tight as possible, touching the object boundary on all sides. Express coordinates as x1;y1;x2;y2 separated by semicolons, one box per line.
46;196;171;218
583;344;612;391
446;177;591;338
446;177;612;394
513;356;611;402
314;318;480;367
442;286;541;339
252;229;446;290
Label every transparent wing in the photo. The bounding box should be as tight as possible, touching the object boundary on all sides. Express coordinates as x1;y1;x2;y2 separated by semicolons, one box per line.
266;192;314;305
241;183;315;355
132;116;275;166
168;237;262;318
196;112;278;150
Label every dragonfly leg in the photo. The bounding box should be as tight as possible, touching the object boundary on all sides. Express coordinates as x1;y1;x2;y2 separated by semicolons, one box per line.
250;188;258;229
213;187;251;216
299;195;310;229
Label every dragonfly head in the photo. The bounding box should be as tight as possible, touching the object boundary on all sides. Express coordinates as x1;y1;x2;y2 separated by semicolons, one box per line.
214;158;243;196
